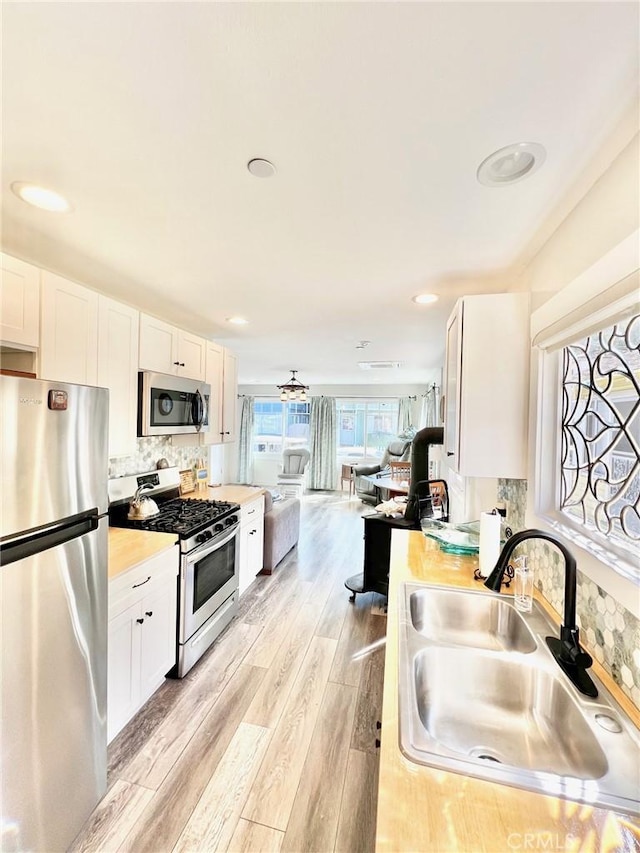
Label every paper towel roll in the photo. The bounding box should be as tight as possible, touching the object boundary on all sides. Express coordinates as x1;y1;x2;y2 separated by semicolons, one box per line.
479;511;501;578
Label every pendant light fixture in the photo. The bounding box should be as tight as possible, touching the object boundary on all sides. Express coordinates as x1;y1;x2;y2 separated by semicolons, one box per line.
276;370;309;402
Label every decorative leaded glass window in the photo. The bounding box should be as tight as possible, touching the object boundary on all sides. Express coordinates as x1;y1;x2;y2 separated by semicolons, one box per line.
560;314;639;550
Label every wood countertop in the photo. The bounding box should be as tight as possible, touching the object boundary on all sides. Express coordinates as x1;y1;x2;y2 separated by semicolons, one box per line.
108;527;177;580
376;529;640;853
183;484;265;505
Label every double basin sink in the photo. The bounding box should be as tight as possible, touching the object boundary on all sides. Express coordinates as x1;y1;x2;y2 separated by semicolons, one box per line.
398;583;640;814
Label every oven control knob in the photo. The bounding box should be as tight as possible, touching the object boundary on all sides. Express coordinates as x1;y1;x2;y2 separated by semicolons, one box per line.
226;515;238;526
204;530;213;540
196;533;207;544
214;523;224;533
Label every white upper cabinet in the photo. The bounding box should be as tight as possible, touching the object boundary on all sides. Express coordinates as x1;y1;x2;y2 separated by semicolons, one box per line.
444;293;529;479
0;254;41;348
200;341;224;445
97;296;139;458
139;313;205;380
201;344;238;445
178;330;207;381
222;349;238;442
40;270;99;385
138;314;179;375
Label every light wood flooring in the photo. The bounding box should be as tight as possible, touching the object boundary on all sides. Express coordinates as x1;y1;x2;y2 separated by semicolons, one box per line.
72;493;387;853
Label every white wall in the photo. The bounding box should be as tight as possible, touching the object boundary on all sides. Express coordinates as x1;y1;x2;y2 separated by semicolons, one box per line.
510;131;639;299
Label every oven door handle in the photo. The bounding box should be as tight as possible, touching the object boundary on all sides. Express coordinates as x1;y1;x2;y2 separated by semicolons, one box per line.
185;526;238;565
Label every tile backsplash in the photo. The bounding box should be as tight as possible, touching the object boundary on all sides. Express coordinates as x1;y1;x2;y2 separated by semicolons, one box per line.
109;436;205;479
498;478;640;710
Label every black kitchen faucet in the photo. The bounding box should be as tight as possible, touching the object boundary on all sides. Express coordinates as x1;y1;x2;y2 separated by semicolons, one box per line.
484;529;598;698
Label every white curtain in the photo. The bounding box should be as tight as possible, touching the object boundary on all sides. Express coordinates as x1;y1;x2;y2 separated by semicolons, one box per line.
397;397;413;434
237;396;254;484
421;385;440;427
308;396;337;489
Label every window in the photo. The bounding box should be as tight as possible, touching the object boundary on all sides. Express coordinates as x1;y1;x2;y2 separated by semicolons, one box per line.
560;316;639;550
336;399;399;461
531;228;639;588
253;399;310;455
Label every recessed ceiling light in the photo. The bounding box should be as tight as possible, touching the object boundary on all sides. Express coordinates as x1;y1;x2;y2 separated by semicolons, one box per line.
11;182;72;212
412;294;439;305
247;159;276;178
227;316;249;325
477;142;546;187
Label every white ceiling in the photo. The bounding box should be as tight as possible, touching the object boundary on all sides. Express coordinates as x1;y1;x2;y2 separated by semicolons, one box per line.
2;2;638;386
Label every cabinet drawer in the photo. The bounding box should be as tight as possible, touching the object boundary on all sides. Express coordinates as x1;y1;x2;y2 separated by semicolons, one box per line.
240;495;264;528
109;546;178;619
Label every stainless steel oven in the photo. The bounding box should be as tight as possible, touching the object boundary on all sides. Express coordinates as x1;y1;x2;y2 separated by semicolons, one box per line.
178;518;240;676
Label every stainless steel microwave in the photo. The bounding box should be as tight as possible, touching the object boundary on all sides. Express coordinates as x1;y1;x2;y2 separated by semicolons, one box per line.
137;372;210;436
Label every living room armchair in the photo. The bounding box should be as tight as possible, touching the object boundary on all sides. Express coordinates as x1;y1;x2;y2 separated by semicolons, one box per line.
353;438;412;504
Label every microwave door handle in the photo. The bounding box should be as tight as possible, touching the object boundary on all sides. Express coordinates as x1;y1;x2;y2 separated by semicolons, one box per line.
192;390;204;432
200;392;208;429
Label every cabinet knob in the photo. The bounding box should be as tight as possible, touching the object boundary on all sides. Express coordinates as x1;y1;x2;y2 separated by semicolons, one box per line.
145;611;153;617
447;451;454;456
136;618;144;625
173;361;180;365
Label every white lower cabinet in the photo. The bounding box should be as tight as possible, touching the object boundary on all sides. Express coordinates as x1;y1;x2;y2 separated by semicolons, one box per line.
107;546;178;742
238;496;264;596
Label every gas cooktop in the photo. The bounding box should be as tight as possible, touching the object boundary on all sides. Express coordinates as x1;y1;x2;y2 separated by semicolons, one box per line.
111;496;239;538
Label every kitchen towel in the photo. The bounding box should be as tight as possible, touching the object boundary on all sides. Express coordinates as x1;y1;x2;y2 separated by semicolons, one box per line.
478;510;501;578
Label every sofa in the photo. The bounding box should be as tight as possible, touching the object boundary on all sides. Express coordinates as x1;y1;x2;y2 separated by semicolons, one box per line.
261;489;301;573
353;437;412;504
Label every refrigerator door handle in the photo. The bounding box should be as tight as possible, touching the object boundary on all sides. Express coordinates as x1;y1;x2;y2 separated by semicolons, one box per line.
0;511;100;567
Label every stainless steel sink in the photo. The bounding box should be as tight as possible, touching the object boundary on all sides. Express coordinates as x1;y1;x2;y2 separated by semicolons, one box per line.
399;583;640;815
414;647;607;778
409;586;536;653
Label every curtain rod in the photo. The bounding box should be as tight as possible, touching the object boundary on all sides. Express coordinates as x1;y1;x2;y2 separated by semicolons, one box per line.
238;393;419;400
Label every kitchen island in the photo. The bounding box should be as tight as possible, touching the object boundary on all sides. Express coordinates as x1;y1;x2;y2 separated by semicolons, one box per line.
376;530;640;853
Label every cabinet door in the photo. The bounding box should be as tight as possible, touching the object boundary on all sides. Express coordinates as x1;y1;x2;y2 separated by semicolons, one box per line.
40;271;99;384
248;520;264;577
107;601;141;742
0;254;40;348
139;313;178;374
444;294;528;479
239;497;264;595
443;303;461;472
222;349;238;442
200;341;224;446
98;296;139;458
238;523;252;596
139;577;178;702
178;331;206;381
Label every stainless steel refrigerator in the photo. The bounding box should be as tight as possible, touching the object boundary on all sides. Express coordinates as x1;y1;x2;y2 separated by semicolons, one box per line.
1;376;109;852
